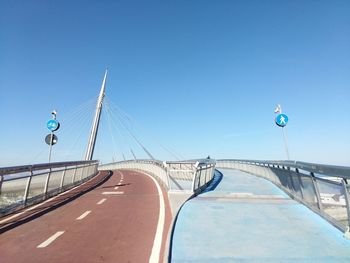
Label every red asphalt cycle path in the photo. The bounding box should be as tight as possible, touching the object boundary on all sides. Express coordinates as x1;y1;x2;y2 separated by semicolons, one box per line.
0;169;172;263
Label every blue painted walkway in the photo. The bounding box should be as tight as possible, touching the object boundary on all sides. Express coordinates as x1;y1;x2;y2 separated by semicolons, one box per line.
171;169;350;262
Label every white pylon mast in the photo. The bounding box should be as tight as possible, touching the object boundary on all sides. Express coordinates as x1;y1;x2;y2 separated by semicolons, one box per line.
85;69;108;160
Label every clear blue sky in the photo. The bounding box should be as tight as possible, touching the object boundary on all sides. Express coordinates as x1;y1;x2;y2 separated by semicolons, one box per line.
1;0;349;166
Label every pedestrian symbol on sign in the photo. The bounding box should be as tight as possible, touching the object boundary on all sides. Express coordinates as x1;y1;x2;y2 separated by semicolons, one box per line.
279;115;286;125
275;114;288;127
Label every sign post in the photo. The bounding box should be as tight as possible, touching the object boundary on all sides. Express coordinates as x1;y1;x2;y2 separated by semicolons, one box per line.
274;104;290;160
46;110;60;163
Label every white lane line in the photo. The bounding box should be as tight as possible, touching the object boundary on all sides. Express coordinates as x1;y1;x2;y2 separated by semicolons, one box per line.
142;172;165;263
97;198;106;205
115;170;123;179
102;191;124;195
115;170;124;184
0;212;25;224
114;186;119;190
76;210;91;220
37;231;65;248
26;201;51;212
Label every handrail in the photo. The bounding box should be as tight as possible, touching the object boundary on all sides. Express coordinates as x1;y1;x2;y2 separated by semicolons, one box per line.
219;159;350;178
191;159;216;193
0;160;98;176
0;160;99;216
216;159;350;236
99;159;216;193
99;159;169;189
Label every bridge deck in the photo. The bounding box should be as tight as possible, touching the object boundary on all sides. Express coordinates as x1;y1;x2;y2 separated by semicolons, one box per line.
171;168;350;262
0;169;171;263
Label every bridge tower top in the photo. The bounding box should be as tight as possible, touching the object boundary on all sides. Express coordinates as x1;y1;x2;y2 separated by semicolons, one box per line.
85;69;108;160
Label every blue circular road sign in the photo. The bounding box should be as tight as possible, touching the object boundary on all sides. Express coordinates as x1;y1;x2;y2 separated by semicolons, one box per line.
275;114;288;127
47;119;60;132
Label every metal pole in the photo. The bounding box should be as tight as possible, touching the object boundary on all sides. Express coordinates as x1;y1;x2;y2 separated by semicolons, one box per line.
44;168;52;196
310;172;323;211
282;127;290;160
47;110;57;163
60;167;67;189
23;170;33;206
48;132;53;163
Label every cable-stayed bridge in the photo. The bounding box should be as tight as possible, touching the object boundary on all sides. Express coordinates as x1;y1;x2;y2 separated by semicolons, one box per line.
1;72;350;263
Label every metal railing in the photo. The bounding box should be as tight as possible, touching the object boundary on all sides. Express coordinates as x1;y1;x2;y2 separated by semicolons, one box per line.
99;159;216;193
165;159;216;192
191;160;216;193
100;159;169;189
0;160;99;216
216;159;350;234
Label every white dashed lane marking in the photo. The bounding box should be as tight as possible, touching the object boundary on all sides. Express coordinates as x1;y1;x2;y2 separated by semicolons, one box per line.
102;191;124;195
97;198;106;205
76;211;91;220
37;231;65;248
0;172;102;224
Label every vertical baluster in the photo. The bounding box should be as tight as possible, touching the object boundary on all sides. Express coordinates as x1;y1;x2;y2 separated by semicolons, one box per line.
80;165;85;181
205;166;209;184
44;168;52;196
287;167;296;194
166;165;171;190
60;166;67;190
198;168;202;189
295;168;305;200
191;162;199;192
0;174;4;195
23;169;33;206
342;179;350;238
310;172;323;211
72;165;78;184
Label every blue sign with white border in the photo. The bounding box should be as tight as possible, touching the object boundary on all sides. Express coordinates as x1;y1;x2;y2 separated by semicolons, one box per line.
47;119;60;132
275;114;288;127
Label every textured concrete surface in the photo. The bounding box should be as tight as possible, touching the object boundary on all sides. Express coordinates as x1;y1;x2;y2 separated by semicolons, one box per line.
171;169;350;262
168;190;193;216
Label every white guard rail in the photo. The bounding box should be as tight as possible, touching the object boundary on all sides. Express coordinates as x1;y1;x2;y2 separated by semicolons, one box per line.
99;159;216;193
100;159;169;189
216;159;350;234
0;160;99;216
